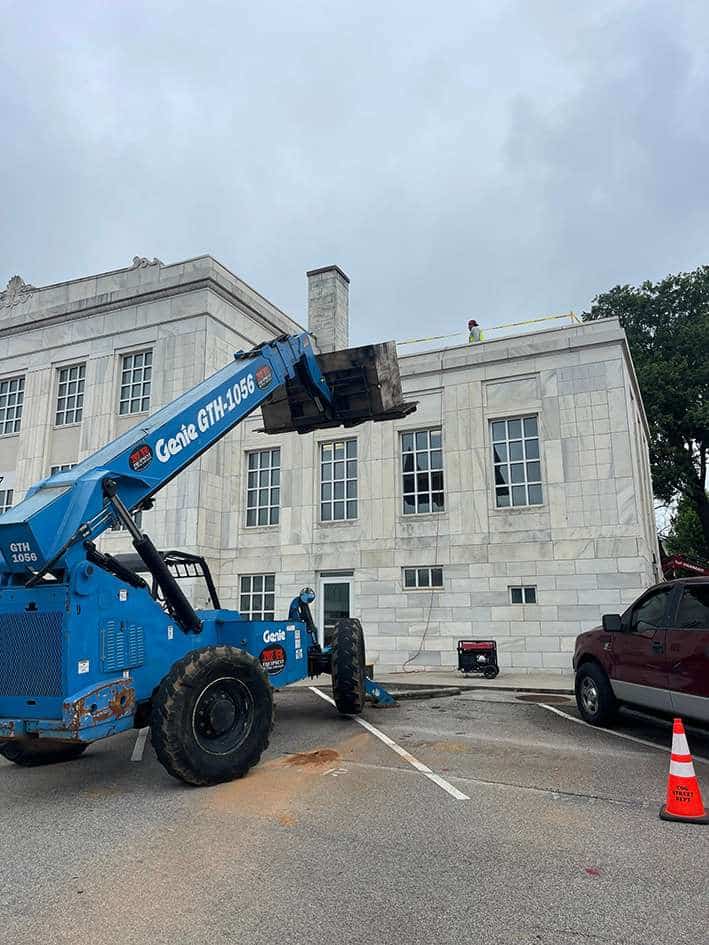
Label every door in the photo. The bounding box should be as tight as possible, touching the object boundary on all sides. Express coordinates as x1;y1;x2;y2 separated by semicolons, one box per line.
609;585;673;712
318;574;353;648
668;584;709;723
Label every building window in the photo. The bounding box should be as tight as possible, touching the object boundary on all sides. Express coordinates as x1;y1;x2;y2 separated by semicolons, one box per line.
0;489;13;514
111;510;143;532
320;439;357;521
402;429;444;514
49;463;76;475
404;567;444;589
240;574;275;620
510;585;537;604
0;376;24;435
119;350;152;415
246;449;280;526
491;416;543;508
55;363;85;426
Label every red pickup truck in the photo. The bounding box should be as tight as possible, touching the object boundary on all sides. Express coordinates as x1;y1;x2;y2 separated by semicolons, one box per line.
573;578;709;726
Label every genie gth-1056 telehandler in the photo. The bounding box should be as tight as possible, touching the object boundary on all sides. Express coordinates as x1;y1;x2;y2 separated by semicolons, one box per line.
0;332;415;785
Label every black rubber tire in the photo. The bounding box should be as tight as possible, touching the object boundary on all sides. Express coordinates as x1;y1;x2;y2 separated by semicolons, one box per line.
0;739;88;767
331;618;366;715
483;666;500;679
151;645;273;787
575;661;618;726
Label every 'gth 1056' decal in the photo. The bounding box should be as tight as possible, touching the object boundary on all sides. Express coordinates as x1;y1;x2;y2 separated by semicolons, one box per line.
155;372;257;463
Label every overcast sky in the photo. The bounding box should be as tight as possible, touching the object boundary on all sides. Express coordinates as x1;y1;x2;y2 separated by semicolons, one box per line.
1;1;708;345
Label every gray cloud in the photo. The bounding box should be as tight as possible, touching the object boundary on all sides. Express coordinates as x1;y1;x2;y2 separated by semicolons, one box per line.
1;0;708;345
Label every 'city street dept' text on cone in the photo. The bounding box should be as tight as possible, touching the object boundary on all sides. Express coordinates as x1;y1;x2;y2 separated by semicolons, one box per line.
660;718;709;824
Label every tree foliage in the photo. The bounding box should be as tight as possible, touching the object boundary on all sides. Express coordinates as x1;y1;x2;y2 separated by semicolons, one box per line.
584;266;709;545
665;494;709;562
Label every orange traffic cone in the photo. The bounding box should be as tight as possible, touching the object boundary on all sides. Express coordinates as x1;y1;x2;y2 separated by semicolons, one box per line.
660;718;708;824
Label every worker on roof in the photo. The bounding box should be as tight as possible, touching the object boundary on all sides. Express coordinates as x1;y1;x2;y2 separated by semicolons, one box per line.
468;319;484;343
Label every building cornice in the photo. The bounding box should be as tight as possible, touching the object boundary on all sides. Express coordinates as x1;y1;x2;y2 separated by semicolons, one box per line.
0;257;304;341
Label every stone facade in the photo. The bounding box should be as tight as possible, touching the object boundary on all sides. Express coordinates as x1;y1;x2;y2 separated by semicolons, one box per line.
0;257;660;674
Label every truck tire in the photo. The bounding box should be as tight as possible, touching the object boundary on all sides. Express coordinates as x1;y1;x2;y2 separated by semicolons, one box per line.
575;661;618;726
331;618;366;715
0;739;88;767
151;645;273;787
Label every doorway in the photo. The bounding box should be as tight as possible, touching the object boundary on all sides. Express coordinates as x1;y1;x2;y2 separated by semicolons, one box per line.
318;572;354;648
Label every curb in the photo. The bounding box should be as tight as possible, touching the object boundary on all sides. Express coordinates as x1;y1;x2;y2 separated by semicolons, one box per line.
456;682;574;695
380;677;574;696
383;686;462;701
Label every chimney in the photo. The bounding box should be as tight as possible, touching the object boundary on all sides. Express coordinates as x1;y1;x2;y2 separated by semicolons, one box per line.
306;265;350;353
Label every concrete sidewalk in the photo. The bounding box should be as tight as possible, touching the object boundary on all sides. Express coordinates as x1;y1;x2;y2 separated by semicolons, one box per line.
294;670;574;694
379;670;574;694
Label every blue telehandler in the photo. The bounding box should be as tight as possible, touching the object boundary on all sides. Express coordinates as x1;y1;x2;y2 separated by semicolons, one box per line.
0;333;415;785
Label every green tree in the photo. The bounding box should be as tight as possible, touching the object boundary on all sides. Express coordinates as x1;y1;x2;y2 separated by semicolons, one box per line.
584;266;709;546
665;494;709;563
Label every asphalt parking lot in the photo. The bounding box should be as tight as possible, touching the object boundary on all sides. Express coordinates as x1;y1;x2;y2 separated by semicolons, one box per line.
1;687;708;945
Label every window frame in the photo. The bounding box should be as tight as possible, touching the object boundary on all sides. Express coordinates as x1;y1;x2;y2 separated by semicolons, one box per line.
118;349;153;416
245;448;281;527
54;362;86;427
0;488;13;514
49;463;76;476
509;585;537;604
628;586;673;632
490;415;543;510
403;567;444;590
0;375;25;436
239;574;276;620
319;438;358;523
672;584;709;631
400;428;445;516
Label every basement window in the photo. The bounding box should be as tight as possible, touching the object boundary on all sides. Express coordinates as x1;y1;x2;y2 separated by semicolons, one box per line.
49;463;76;475
404;567;443;589
510;585;537;604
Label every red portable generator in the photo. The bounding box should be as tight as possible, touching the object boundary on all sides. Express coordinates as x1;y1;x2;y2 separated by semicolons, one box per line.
457;640;499;679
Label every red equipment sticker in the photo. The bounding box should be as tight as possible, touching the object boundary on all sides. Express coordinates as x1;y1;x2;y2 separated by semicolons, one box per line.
255;365;273;390
128;443;153;472
259;644;286;675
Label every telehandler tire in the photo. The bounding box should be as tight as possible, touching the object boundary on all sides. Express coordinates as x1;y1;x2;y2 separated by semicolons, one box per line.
151;645;273;787
331;618;366;715
0;738;88;767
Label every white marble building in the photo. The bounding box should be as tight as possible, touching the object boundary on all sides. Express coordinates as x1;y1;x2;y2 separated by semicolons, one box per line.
0;256;660;673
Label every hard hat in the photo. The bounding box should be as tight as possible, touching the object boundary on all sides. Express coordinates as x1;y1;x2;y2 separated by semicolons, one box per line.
468;319;478;328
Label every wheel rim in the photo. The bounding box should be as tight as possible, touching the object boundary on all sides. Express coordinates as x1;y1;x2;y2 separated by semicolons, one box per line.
192;676;255;756
580;676;599;716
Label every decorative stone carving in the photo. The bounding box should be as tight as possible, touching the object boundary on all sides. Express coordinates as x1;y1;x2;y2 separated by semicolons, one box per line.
0;275;36;309
131;256;163;269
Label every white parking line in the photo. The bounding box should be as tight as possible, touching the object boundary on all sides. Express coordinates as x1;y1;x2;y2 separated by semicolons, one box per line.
130;727;150;762
539;703;709;766
309;686;469;800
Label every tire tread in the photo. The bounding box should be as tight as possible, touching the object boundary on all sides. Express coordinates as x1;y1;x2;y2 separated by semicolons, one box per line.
151;645;273;786
331;618;365;715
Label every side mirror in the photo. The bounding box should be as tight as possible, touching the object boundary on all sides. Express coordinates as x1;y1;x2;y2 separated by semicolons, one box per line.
602;613;623;632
